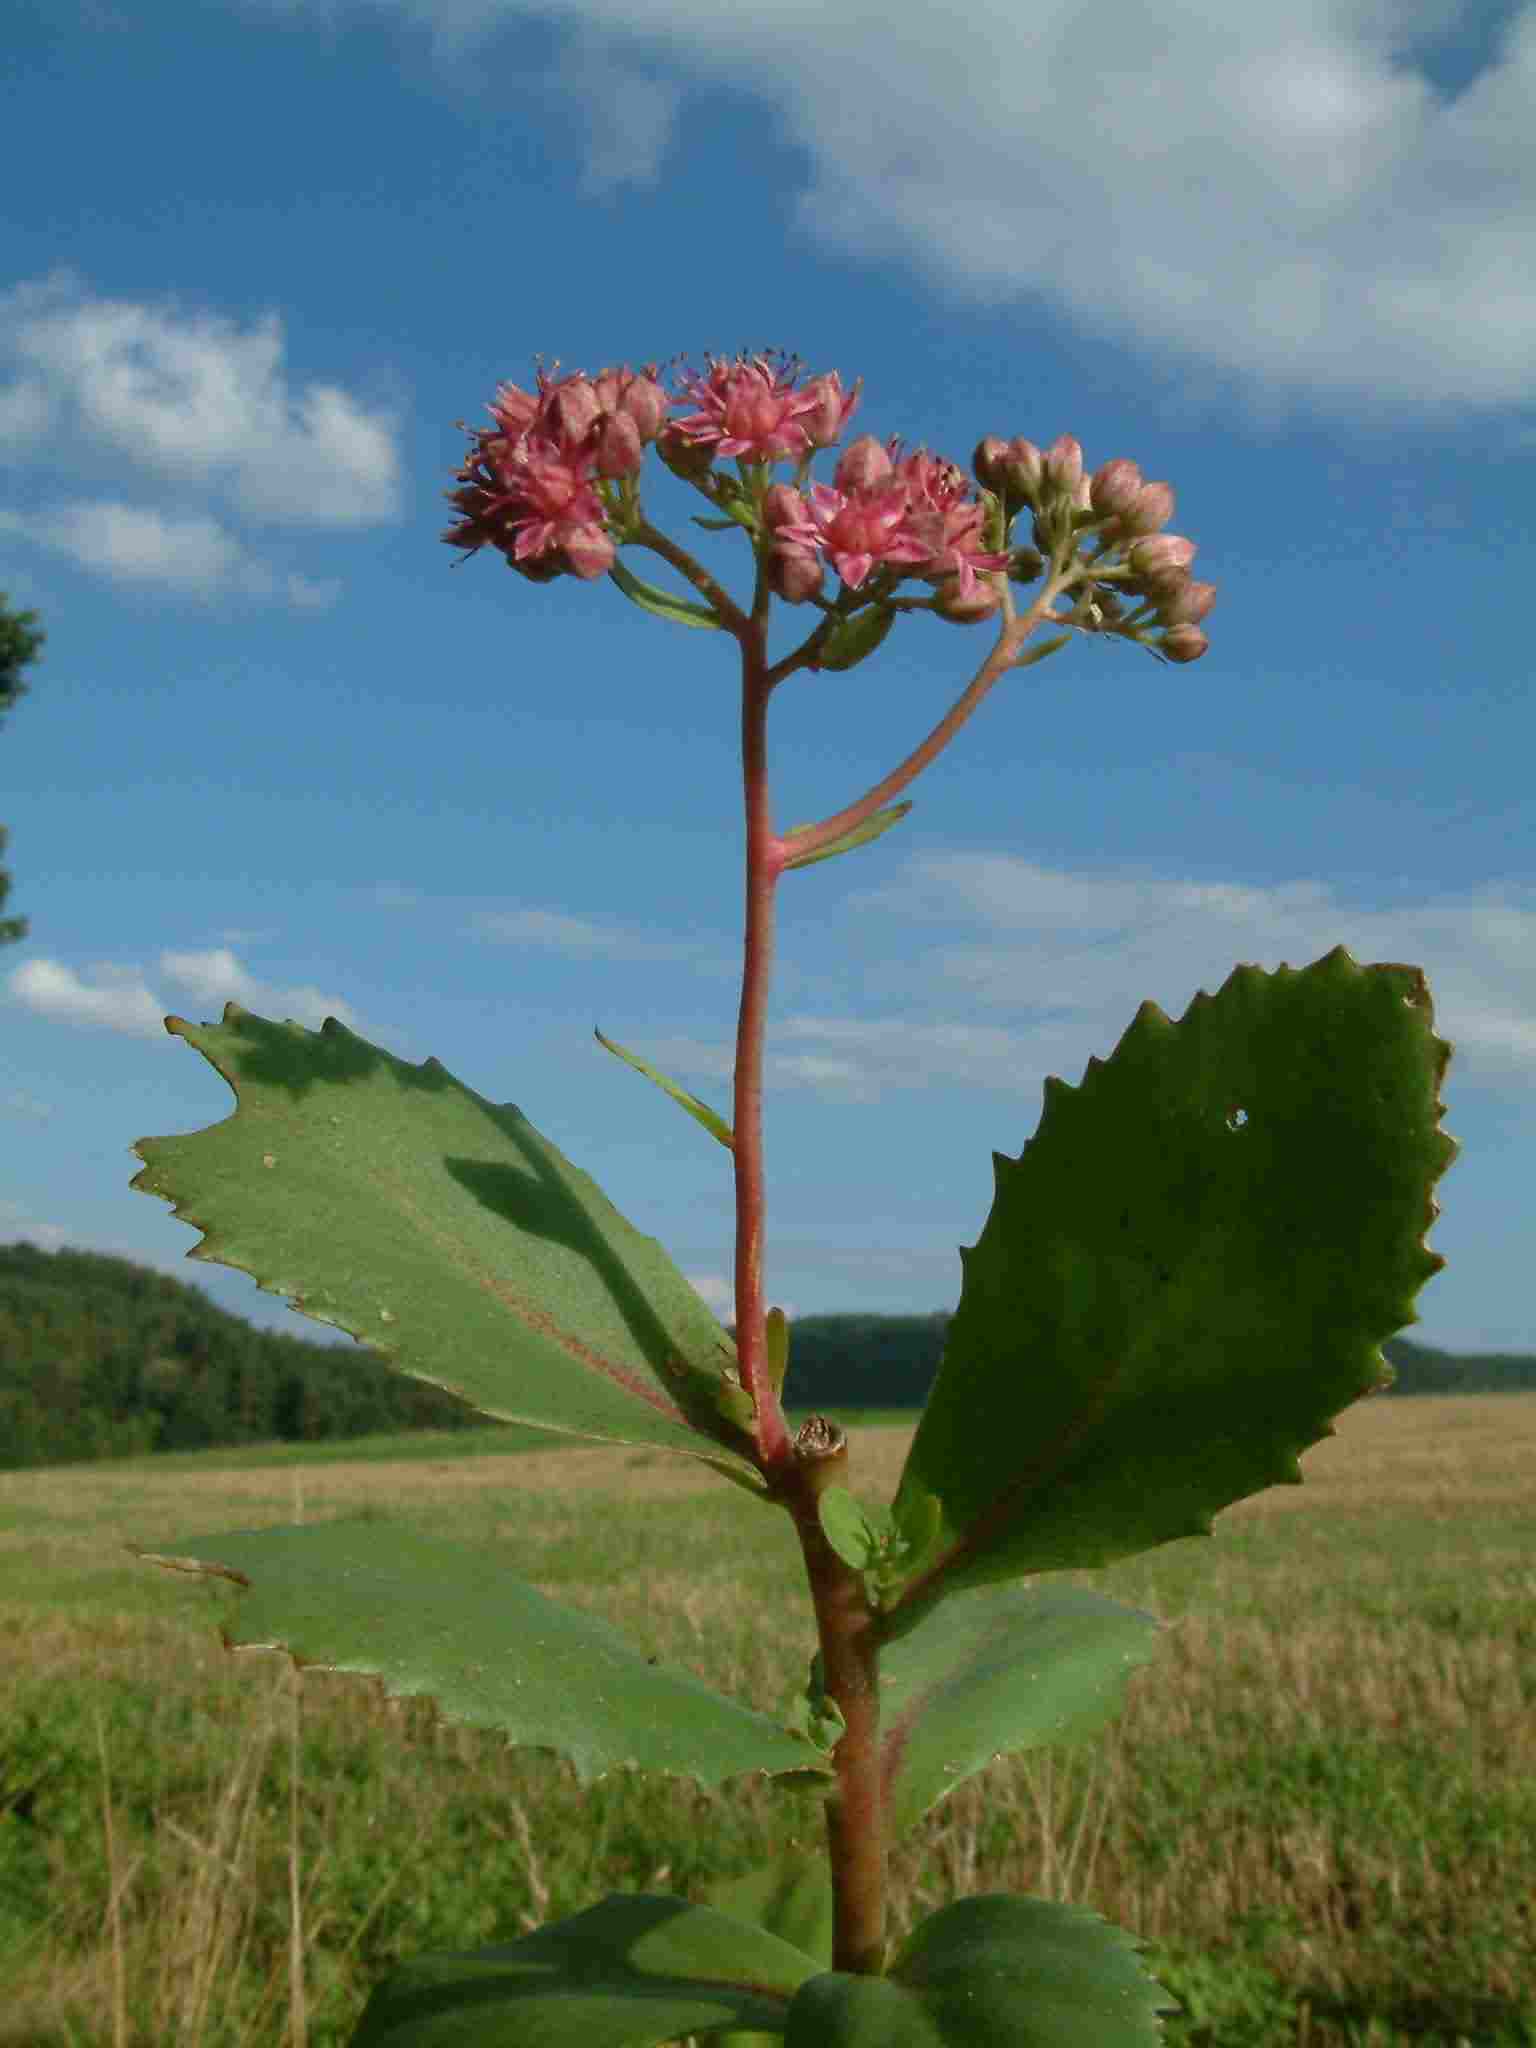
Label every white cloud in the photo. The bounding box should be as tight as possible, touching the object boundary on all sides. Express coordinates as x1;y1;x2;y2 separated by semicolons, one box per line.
6;959;168;1039
0;271;400;525
468;905;722;963
6;948;367;1038
257;0;1536;418
0;500;339;607
571;857;1536;1103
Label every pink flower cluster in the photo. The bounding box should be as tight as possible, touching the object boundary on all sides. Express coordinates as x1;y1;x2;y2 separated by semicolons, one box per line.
444;353;1213;661
760;438;1012;616
445;362;671;583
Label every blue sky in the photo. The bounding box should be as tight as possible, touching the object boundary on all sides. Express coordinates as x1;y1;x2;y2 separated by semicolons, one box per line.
3;0;1533;1357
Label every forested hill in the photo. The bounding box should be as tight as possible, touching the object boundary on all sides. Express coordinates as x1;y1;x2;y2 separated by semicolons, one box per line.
2;1240;1533;1473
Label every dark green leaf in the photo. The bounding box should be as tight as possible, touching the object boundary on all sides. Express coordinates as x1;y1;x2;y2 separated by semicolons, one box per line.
349;1892;820;2046
878;1583;1164;1837
889;949;1455;1617
135;1519;820;1788
785;1894;1177;2046
132;1007;762;1486
705;1849;834;2048
810;605;895;672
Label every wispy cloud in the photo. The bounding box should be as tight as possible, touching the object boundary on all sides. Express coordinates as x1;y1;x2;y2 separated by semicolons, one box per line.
564;856;1536;1103
467;905;727;965
0;270;398;602
0;502;339;607
6;947;368;1039
257;0;1536;419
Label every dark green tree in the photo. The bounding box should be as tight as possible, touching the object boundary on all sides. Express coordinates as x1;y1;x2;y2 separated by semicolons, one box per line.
0;592;45;947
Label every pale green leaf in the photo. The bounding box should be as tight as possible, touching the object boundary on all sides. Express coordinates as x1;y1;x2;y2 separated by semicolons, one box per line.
878;1583;1165;1838
594;1028;734;1151
135;1519;820;1788
781;803;913;872
609;558;724;629
131;1007;762;1485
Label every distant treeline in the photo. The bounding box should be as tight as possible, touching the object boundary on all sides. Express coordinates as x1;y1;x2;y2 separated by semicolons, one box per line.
2;1240;1533;1472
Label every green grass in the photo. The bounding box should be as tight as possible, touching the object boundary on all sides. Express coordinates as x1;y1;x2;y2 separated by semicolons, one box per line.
1;1396;1533;2045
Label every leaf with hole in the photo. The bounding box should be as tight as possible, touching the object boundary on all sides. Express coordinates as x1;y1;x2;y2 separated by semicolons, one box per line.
888;948;1455;1622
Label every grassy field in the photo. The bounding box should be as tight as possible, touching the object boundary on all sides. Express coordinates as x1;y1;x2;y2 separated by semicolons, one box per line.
1;1392;1532;2047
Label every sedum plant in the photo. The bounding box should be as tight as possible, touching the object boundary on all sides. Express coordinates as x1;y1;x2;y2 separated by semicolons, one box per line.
129;351;1455;2045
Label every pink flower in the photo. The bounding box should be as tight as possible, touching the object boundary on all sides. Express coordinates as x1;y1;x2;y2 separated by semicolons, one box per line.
783;479;931;590
669;351;856;464
896;447;1011;602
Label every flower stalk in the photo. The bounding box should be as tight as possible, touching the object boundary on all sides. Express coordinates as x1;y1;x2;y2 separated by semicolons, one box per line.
441;347;1220;1980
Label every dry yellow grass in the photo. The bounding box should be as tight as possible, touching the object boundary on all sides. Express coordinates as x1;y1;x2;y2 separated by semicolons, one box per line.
1;1391;1532;2045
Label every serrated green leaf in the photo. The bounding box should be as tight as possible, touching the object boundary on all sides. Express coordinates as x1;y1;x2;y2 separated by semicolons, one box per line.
786;1895;1177;2047
781;803;913;872
889;948;1456;1617
809;604;895;672
609;557;724;629
705;1850;834;2048
135;1519;820;1788
594;1027;735;1151
131;1006;763;1484
878;1583;1164;1838
817;1486;881;1570
349;1892;820;2047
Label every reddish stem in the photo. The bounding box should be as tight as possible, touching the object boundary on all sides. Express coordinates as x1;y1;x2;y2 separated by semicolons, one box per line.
732;633;793;1474
778;582;1068;868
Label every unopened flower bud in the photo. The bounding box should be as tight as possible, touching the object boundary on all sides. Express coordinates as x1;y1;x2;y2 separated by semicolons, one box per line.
1128;534;1196;582
547;374;603;449
595;413;643;478
800;372;862;449
972;436;1011;491
1008;546;1045;583
933;578;1003;624
1117;481;1175;537
1042;434;1083;496
1090;458;1142;518
762;483;809;533
657;424;716;482
1003;437;1043;505
767;542;824;604
594;366;669;444
1161;624;1209;663
1158;578;1217;626
835;433;894;494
